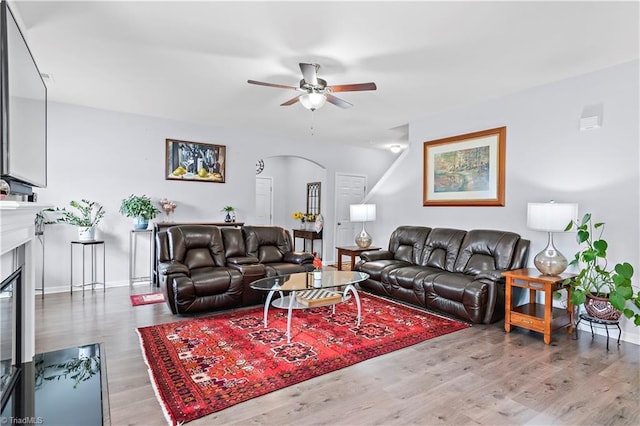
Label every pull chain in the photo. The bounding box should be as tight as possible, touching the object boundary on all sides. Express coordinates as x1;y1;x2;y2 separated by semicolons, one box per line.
310;110;315;136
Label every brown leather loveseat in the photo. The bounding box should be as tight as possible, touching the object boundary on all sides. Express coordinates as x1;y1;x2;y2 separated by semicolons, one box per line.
157;225;314;315
354;226;530;324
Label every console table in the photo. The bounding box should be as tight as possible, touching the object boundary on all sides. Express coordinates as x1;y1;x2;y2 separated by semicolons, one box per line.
293;229;322;257
152;221;243;284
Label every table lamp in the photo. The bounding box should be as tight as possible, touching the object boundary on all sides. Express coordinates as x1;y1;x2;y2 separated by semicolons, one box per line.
527;201;578;275
350;204;376;248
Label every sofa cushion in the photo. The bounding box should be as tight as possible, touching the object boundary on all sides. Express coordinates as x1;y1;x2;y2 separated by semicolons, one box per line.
190;267;243;296
385;265;443;307
258;246;284;263
167;225;226;268
454;230;521;275
419;228;467;272
357;259;412;282
221;227;246;259
243;226;292;259
423;272;487;323
172;273;243;315
387;226;431;263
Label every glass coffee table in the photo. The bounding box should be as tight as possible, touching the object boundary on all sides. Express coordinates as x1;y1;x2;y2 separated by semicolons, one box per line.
250;270;369;342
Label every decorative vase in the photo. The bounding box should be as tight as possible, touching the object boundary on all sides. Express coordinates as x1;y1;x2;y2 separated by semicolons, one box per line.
77;226;95;241
133;217;149;230
163;212;173;222
584;293;622;321
224;212;232;223
313;270;322;287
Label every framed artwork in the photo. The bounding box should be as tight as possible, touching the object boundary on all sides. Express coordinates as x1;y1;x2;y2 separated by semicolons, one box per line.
423;127;506;206
165;139;226;183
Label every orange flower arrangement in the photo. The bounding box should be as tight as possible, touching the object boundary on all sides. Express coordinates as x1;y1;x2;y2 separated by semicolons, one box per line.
313;253;322;271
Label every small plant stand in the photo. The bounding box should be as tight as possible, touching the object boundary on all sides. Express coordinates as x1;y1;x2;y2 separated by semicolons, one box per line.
70;240;106;296
575;313;621;351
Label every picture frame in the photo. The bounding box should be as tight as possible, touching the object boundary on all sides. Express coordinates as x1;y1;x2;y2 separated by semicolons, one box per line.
165;139;226;183
423;127;506;206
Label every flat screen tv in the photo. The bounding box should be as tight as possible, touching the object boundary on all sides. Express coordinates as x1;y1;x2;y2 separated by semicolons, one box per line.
0;0;47;195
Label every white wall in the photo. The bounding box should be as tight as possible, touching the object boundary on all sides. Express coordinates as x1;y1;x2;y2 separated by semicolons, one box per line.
367;60;639;342
35;102;395;290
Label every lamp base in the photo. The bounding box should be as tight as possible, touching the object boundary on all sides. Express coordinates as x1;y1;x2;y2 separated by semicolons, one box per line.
534;233;568;275
355;227;372;249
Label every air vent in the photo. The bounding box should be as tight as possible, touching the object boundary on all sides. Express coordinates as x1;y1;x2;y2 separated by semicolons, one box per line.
40;72;54;84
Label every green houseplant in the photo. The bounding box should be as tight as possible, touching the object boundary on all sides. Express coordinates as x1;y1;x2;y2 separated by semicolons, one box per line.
55;199;105;241
563;213;639;325
119;194;159;229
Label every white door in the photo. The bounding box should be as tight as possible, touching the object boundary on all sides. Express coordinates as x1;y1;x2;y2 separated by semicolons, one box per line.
334;173;367;248
255;177;273;225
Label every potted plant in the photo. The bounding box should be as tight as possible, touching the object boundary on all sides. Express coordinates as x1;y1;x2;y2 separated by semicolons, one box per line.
119;194;159;229
564;213;639;325
221;206;235;223
55;199;105;241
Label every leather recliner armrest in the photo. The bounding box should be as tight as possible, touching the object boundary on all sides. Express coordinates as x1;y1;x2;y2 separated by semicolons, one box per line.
227;262;265;276
227;263;266;306
159;261;190;277
476;269;506;282
283;251;314;264
227;256;260;265
360;250;393;262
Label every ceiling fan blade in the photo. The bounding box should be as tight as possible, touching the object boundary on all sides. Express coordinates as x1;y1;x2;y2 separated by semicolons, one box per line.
328;82;377;93
247;79;298;90
280;96;300;106
326;94;353;109
299;63;319;85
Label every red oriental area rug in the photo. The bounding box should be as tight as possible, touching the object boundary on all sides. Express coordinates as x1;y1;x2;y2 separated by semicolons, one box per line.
137;292;469;425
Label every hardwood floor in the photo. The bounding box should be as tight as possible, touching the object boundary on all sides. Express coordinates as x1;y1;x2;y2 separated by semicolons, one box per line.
35;286;639;425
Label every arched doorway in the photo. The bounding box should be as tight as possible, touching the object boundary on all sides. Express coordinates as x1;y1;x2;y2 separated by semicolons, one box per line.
255;155;327;246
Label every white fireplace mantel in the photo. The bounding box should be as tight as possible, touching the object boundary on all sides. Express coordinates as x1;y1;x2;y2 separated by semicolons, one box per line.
1;200;51;362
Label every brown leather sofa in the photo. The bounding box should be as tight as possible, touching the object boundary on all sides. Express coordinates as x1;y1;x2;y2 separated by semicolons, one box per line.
354;226;530;324
156;225;314;314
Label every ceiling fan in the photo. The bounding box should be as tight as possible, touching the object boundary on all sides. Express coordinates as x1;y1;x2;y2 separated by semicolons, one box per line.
248;63;377;111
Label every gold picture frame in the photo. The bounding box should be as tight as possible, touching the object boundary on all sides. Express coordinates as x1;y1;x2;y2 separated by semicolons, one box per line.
423;127;506;206
166;139;226;183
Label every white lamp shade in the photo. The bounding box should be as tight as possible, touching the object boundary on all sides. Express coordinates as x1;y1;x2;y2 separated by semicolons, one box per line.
350;204;376;222
299;92;326;110
527;202;578;232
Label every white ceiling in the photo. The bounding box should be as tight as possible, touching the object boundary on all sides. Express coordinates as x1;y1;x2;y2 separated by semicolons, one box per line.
11;0;640;150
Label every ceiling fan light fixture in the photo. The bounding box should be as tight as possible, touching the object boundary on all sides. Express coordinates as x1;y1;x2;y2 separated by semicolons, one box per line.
300;92;327;111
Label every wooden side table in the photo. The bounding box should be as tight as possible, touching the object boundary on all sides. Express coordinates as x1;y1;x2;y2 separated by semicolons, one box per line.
503;268;576;344
336;246;381;271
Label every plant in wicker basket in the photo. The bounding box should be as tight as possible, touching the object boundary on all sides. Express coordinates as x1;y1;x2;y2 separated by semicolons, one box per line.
563;213;639;325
